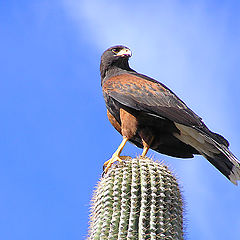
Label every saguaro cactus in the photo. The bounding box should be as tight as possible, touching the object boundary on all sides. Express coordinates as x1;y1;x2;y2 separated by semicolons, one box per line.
88;157;184;240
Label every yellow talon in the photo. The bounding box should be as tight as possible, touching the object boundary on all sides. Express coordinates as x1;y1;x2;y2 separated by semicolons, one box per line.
103;137;129;173
104;153;123;173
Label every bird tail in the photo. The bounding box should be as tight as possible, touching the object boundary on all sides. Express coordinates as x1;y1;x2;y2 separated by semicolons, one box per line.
174;123;240;185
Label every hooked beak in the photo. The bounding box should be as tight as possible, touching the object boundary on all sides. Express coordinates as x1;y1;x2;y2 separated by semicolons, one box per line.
116;48;132;57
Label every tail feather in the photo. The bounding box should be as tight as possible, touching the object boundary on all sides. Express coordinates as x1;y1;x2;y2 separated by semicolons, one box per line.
206;141;240;185
174;123;240;185
203;151;240;185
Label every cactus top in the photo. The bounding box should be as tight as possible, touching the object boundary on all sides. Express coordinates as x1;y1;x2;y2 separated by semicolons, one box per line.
89;157;184;240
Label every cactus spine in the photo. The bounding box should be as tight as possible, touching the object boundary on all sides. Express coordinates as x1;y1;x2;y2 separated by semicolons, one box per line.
88;157;184;240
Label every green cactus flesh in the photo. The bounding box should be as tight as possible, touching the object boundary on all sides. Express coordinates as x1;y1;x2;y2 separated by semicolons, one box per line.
88;157;184;240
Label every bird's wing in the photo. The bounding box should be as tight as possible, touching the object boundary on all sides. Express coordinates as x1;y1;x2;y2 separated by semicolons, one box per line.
103;72;204;128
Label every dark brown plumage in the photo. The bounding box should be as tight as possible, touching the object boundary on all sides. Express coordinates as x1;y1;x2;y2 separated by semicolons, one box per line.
100;45;240;185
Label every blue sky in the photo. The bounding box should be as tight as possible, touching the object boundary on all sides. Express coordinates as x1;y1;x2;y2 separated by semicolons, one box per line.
1;0;240;239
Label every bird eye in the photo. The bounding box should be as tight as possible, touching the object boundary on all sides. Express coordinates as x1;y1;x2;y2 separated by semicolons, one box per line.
112;48;119;54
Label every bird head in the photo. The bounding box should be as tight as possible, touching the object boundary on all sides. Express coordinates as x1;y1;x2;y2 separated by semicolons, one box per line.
100;45;132;80
103;45;132;59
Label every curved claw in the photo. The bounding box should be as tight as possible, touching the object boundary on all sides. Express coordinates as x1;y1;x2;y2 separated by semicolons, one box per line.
102;137;129;174
103;154;125;173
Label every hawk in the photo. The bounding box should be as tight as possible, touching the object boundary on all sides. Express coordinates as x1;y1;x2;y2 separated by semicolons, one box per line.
100;45;240;185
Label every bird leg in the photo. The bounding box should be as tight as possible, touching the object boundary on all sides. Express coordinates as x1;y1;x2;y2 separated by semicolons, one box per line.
141;145;150;157
141;136;154;157
103;136;128;173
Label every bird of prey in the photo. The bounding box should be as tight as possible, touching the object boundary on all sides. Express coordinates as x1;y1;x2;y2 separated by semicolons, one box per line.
100;45;240;185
